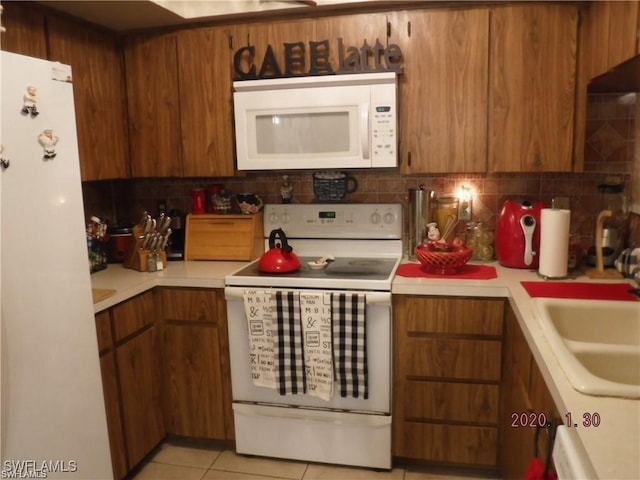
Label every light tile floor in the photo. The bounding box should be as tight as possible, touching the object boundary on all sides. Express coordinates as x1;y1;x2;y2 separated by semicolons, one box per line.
132;441;498;480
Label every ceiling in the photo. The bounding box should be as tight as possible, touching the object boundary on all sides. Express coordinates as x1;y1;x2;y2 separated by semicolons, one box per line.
37;0;374;32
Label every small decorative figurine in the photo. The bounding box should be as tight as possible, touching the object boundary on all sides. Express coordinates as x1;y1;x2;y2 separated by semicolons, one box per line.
21;85;39;117
426;222;441;241
280;175;293;204
0;144;9;170
38;129;59;160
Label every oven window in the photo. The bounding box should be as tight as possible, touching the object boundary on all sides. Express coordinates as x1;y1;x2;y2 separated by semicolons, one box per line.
255;111;350;155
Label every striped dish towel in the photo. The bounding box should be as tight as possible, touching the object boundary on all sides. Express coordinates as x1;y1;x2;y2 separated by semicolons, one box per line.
332;292;368;399
300;291;334;401
242;289;276;389
274;291;306;395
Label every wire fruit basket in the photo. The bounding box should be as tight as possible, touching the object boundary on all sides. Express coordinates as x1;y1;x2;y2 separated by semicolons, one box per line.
414;245;473;275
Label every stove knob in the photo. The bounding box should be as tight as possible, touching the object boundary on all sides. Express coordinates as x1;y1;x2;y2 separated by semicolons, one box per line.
281;212;291;224
370;212;382;224
383;212;395;224
268;212;279;224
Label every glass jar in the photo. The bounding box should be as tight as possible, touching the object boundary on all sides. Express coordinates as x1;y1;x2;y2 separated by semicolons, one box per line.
466;221;495;262
435;195;459;235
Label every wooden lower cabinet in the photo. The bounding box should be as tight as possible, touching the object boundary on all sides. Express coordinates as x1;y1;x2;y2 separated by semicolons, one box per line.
164;324;225;438
116;325;165;468
95;310;128;480
393;295;505;471
95;291;164;479
160;287;234;440
500;305;558;480
95;287;234;478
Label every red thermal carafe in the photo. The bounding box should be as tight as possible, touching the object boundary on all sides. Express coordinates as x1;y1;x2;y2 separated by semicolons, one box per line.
495;200;545;269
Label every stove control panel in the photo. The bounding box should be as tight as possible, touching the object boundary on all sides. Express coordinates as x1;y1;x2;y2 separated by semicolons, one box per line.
264;203;402;239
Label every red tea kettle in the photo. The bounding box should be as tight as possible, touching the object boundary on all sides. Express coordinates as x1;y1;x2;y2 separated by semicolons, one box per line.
258;228;301;273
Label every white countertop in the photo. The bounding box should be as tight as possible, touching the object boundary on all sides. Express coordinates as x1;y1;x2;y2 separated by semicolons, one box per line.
92;259;640;479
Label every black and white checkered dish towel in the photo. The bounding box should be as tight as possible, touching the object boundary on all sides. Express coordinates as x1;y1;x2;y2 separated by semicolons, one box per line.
274;291;306;395
332;292;368;399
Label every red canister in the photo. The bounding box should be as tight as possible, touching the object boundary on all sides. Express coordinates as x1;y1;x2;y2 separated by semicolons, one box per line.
106;227;133;263
191;188;206;214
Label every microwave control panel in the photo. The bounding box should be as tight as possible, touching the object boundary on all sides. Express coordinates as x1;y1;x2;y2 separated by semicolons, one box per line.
370;83;397;167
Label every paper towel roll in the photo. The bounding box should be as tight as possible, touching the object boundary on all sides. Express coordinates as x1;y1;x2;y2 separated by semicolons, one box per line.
539;208;571;278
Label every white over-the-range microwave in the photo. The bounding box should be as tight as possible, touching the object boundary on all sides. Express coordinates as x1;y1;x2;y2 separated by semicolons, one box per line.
233;72;397;170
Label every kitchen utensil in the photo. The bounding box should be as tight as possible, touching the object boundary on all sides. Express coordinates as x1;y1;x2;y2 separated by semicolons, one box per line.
258;228;301;273
307;254;335;269
495;199;544;269
440;215;460;243
408;186;434;260
586;210;623;279
312;171;358;201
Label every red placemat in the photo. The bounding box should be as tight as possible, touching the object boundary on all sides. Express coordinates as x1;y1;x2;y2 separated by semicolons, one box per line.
397;263;498;279
521;281;639;301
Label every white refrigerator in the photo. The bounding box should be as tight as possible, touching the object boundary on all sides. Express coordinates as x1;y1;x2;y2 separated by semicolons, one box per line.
0;51;112;478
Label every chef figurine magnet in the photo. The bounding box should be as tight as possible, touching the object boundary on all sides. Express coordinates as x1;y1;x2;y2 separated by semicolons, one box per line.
38;129;59;160
21;85;40;117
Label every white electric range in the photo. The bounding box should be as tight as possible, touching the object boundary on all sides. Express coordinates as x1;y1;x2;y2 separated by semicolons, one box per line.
224;203;402;469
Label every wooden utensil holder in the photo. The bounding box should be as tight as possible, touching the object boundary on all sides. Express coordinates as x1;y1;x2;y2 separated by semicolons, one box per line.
123;225;167;272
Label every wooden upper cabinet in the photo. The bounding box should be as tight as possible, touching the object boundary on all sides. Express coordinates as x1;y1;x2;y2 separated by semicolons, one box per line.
233;18;319;78
177;27;236;177
314;12;388;73
0;2;47;58
488;4;578;173
584;1;640;80
124;33;182;177
608;1;640;65
390;9;489;174
48;16;129;180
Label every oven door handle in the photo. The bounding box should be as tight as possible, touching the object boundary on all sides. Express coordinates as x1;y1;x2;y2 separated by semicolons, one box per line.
224;287;391;306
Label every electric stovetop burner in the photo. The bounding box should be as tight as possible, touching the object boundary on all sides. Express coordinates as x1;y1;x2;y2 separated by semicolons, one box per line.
232;256;398;280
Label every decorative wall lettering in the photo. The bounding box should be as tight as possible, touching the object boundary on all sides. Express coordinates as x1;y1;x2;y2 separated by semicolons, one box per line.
233;37;403;80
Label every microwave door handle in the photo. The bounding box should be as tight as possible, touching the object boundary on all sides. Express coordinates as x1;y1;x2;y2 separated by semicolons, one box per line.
360;104;370;159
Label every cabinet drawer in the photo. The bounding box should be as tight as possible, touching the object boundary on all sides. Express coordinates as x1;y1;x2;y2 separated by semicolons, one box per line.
402;338;502;381
398;422;497;466
184;213;264;261
160;287;219;323
396;297;504;336
112;290;156;342
402;381;499;424
95;310;113;352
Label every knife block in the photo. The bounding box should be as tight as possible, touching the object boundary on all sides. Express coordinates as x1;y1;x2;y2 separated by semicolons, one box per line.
123;225;167;272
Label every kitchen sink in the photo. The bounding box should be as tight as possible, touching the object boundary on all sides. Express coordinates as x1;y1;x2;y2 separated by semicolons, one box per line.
533;297;640;398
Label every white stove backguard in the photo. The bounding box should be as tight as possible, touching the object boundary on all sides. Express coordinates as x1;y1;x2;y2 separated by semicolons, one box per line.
263;203;403;241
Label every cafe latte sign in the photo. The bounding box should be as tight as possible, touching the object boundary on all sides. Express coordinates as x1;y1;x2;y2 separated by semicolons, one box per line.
233;37;403;79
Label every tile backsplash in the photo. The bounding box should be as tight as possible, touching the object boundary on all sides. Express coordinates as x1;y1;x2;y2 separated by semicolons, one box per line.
83;94;639;251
